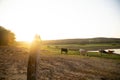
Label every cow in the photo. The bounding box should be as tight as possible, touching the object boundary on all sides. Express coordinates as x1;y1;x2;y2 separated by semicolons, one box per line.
99;49;114;56
99;49;107;54
79;49;87;56
99;49;107;56
61;48;68;54
107;50;114;54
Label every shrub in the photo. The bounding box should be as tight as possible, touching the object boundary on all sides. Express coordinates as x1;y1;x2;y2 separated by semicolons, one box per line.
0;26;15;45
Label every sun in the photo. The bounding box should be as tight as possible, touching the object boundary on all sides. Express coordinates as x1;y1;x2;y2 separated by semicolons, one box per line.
16;33;35;43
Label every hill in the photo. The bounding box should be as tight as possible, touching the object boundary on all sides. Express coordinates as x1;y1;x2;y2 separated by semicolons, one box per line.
43;37;120;45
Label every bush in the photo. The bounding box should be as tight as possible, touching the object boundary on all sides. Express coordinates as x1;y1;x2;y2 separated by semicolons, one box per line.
0;26;15;45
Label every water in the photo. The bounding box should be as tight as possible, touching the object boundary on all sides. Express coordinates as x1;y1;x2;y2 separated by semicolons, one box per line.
109;49;120;55
89;49;120;55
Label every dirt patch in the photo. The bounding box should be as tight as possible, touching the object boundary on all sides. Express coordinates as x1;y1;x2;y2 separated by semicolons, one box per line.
37;55;120;80
0;46;28;80
0;46;120;80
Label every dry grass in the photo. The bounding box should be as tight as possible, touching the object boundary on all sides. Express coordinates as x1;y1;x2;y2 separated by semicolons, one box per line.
0;46;120;80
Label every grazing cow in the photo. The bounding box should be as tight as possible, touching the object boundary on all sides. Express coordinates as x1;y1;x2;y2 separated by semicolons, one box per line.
99;49;114;56
99;49;107;54
61;48;68;54
107;50;114;54
79;49;87;56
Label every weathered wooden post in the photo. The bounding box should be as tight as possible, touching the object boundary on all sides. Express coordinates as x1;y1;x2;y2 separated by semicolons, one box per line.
27;34;41;80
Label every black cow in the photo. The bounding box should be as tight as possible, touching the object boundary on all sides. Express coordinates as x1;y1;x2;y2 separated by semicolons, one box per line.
99;49;107;56
61;48;68;54
99;49;107;53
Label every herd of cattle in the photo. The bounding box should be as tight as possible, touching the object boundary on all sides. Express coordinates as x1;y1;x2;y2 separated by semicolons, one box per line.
61;48;114;56
61;48;88;56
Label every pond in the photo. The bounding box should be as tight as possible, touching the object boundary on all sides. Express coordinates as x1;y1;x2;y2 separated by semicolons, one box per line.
109;49;120;55
89;49;120;55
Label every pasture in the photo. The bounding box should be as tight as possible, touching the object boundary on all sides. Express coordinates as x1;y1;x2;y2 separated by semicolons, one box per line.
44;43;120;51
43;44;120;59
0;44;120;80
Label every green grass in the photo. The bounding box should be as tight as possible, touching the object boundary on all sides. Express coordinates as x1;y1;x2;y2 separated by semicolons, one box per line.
44;43;120;51
41;44;120;60
87;52;120;59
46;43;120;47
43;46;120;59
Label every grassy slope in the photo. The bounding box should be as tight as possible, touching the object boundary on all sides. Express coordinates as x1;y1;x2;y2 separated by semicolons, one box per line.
0;46;120;80
43;38;120;51
43;38;120;46
45;43;120;51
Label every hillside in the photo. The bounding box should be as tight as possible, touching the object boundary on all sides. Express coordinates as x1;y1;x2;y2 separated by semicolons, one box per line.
43;37;120;45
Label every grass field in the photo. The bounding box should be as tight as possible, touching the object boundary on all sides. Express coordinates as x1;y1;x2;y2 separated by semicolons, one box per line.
0;44;120;80
42;44;120;59
44;43;120;51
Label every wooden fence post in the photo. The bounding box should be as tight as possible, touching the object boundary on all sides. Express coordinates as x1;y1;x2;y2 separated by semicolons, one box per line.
27;35;41;80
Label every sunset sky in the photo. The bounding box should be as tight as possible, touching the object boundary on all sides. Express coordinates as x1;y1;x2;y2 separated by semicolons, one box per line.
0;0;120;41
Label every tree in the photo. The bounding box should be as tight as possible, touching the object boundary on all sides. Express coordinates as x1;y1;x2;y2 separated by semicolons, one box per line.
0;26;15;45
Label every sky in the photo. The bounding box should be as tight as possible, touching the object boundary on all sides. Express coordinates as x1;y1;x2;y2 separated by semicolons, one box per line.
0;0;120;41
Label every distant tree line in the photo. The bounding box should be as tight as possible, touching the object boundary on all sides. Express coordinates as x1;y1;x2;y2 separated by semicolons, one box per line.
0;26;15;46
43;37;120;45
